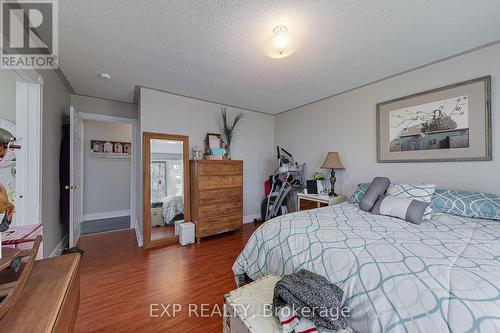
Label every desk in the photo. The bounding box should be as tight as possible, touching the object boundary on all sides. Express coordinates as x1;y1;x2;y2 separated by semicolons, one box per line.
0;253;81;332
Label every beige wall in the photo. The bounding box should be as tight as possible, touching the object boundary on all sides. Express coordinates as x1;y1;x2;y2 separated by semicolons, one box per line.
140;88;276;228
83;120;132;217
275;43;499;196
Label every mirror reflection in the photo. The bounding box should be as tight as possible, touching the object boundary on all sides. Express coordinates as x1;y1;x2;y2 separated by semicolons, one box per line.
149;139;185;242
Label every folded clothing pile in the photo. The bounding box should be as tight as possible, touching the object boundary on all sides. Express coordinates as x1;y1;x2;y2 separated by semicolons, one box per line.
273;269;350;333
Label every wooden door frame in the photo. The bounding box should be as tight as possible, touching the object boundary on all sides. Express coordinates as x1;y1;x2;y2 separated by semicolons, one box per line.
143;132;190;249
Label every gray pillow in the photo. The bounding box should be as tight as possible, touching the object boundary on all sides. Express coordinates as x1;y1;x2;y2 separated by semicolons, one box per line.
372;195;429;224
359;177;391;212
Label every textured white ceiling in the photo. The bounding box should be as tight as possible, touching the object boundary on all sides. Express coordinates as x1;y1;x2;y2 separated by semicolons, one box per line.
59;0;500;114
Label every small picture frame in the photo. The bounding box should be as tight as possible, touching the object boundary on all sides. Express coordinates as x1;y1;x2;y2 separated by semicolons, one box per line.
205;133;224;155
306;180;318;195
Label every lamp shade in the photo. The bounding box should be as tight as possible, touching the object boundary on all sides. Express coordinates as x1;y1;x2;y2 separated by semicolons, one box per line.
321;152;345;170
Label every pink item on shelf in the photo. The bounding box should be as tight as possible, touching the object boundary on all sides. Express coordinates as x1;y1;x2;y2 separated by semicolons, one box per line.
2;224;44;259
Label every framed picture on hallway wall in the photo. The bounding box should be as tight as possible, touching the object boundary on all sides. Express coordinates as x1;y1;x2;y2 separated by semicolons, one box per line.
91;140;132;159
376;75;491;163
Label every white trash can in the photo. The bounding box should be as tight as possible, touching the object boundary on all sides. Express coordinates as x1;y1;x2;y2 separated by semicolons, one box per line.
179;222;195;246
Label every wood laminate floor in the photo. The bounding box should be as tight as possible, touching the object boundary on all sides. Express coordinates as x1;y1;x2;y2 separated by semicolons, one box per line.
75;222;261;332
151;225;176;241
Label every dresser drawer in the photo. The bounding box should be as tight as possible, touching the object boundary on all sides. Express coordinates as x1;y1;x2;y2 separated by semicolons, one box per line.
199;188;242;206
198;214;242;234
299;198;319;211
199;202;242;219
198;161;242;176
198;175;242;190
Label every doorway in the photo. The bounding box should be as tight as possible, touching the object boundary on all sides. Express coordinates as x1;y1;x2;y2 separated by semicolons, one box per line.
0;69;42;228
67;111;139;246
80;119;133;235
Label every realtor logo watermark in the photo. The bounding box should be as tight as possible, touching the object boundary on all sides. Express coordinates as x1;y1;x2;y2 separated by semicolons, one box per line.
149;303;351;320
1;0;58;69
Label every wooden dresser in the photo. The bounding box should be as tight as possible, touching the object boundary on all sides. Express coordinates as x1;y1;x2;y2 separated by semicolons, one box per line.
0;253;81;332
190;160;243;243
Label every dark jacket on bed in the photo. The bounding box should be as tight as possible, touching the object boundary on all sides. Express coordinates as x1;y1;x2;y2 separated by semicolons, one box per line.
273;269;348;330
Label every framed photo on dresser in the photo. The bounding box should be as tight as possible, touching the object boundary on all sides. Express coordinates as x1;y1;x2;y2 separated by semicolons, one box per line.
376;76;491;163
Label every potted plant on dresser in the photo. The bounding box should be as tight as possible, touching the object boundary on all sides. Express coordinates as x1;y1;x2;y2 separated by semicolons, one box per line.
221;107;243;160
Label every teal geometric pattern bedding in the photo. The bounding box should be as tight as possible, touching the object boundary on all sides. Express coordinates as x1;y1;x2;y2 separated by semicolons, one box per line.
233;203;500;332
431;188;500;221
348;183;369;203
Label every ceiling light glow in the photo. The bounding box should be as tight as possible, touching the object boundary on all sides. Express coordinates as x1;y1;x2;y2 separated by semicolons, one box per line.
99;73;112;80
263;25;298;59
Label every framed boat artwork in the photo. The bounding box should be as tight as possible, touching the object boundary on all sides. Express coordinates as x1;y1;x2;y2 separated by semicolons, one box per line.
376;76;491;163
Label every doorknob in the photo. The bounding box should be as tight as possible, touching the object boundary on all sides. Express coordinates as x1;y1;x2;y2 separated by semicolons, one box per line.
65;185;75;190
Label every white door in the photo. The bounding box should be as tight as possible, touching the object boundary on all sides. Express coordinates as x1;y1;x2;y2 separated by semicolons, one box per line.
15;79;42;227
69;106;83;247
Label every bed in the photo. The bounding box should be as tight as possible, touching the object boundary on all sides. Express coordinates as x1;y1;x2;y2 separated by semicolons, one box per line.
160;195;184;225
233;202;500;332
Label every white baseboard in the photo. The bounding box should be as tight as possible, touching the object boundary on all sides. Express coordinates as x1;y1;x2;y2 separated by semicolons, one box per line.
135;220;143;247
243;213;261;224
83;209;131;222
50;234;68;257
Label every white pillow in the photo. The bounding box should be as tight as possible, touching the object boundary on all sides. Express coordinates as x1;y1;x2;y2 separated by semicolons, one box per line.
386;184;436;220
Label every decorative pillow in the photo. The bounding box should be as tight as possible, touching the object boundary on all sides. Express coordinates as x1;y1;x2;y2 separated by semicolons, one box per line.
348;183;369;204
372;195;429;225
431;189;500;221
387;184;436;220
359;177;391;212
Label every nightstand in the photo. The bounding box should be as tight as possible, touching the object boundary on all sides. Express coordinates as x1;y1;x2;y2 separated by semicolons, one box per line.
297;193;346;211
151;207;164;226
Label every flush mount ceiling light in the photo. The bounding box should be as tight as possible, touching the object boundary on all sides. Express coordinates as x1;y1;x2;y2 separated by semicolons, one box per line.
262;25;298;59
99;73;112;80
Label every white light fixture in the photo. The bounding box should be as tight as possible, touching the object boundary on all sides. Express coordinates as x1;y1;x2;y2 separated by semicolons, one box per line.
263;25;298;59
99;73;112;80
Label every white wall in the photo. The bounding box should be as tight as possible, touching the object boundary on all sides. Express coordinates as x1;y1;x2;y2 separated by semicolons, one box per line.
275;43;499;196
0;70;16;121
140;88;276;225
71;94;137;118
83;120;132;219
40;69;72;257
0;69;71;257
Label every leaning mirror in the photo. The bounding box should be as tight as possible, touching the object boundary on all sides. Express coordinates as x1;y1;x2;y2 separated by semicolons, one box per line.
143;132;189;248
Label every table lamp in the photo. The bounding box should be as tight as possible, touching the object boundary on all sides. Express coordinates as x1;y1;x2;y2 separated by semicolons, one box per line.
321;152;345;197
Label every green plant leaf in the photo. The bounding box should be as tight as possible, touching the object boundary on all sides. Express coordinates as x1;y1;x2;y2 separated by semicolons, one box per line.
221;106;243;146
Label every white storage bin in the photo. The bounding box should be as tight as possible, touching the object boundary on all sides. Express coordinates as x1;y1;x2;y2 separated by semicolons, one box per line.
223;275;282;333
178;222;195;246
174;219;183;236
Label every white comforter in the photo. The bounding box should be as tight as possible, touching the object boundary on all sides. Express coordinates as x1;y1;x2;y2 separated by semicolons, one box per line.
161;195;184;224
233;203;500;332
